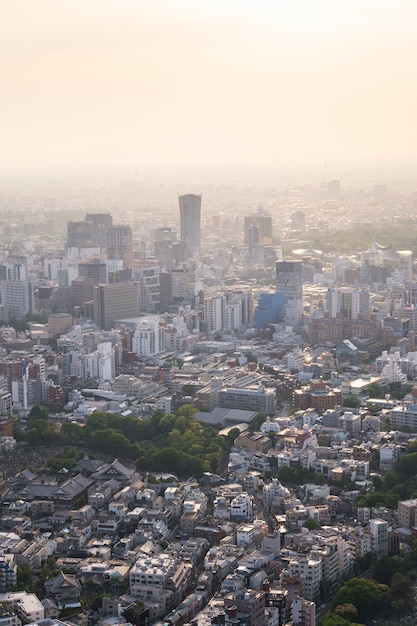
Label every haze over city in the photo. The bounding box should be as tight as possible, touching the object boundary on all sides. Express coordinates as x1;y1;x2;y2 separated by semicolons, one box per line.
2;0;417;179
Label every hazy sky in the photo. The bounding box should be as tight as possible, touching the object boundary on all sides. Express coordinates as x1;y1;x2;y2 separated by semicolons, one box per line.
1;0;417;176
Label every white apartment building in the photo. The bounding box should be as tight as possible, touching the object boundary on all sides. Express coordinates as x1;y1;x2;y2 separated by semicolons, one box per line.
370;518;388;557
230;492;253;521
289;555;322;602
0;592;44;624
203;295;224;336
132;320;165;357
236;523;255;547
130;554;176;591
223;301;242;331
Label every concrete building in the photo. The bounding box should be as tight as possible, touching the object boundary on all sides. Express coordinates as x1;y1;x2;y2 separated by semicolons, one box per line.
203;295;224;337
92;282;140;330
398;499;417;529
289;556;322;602
47;314;73;337
326;287;370;320
134;261;160;314
370;519;388;557
276;260;303;324
106;225;133;271
224;589;265;626
0;281;35;320
132;320;166;357
244;208;273;245
179;194;201;257
219;386;276;414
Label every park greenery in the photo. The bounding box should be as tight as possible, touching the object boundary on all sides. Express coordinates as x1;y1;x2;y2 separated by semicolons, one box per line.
310;219;417;255
320;544;417;624
356;438;417;509
24;404;231;477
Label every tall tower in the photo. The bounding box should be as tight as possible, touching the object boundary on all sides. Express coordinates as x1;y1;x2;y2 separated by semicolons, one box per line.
276;260;303;324
179;194;201;257
106;225;133;271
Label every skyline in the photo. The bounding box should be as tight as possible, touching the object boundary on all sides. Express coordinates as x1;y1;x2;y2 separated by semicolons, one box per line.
2;0;417;177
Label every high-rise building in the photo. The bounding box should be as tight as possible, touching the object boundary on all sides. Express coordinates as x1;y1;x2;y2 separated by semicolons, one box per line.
326;287;370;320
85;213;113;247
67;220;95;248
106;225;133;271
244;208;272;245
179;194;201;257
203;294;224;336
0;281;35;320
370;518;388;557
276;260;303;324
78;261;107;283
291;210;306;232
132;320;165;357
134;260;160;314
92;282;140;330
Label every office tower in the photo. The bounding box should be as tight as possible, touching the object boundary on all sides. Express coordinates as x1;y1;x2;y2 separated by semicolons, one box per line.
106;225;133;271
0;260;27;281
153;227;177;269
244;207;272;244
179;193;201;257
67;220;95;248
276;260;303;324
159;268;196;313
326;287;370;320
291;210;306;232
228;290;253;325
326;179;341;197
0;281;35;320
85;213;113;247
248;224;260;251
203;294;224;336
93;282;140;330
152;227;177;246
134;260;160;313
171;241;188;265
78;261;107;283
159;272;173;313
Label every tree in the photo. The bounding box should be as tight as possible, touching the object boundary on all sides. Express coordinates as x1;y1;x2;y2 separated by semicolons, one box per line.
251;412;267;430
332;577;390;622
390;571;414;612
372;555;396;584
304;517;319;531
343;396;361;408
318;614;363;626
181;384;195;397
367;382;385;398
334;603;358;622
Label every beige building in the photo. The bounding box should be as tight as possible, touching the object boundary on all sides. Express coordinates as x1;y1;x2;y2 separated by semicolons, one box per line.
398;499;417;529
47;313;73;337
93;282;140;330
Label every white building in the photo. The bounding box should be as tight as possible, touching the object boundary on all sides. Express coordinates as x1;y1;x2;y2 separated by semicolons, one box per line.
223;301;242;331
230;492;253;521
0;592;44;624
289;555;322;602
203;295;224;336
370;518;388;557
132;320;165;357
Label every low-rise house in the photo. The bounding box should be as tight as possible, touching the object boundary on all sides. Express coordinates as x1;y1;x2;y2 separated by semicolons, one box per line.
44;573;81;605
